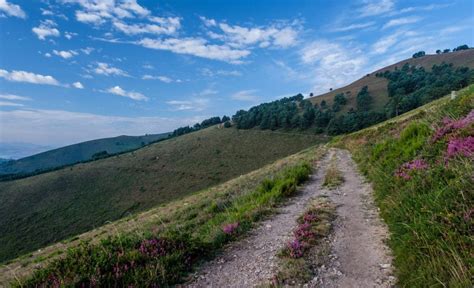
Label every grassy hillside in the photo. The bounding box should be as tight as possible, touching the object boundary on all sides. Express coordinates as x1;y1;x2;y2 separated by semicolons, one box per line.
1;142;326;287
0;127;324;263
334;85;474;287
0;133;169;176
309;49;474;113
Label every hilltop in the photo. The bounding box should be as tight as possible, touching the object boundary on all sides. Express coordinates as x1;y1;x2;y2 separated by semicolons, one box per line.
308;49;474;112
0;133;169;177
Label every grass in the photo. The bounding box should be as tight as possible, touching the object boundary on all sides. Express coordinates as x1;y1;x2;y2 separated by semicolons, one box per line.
0;127;324;263
9;145;326;287
270;197;335;286
334;85;474;287
322;153;344;188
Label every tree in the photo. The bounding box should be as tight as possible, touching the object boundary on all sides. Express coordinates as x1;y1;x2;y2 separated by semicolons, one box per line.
320;100;327;109
356;86;372;111
453;44;469;51
223;121;232;128
443;49;450;53
412;51;426;58
436;49;441;54
222;115;230;122
333;93;347;105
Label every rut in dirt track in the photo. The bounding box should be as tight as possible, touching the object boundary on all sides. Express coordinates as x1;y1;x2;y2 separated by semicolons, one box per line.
185;148;395;288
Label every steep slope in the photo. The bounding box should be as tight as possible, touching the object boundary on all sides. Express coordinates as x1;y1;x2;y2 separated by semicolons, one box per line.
335;85;473;286
0;133;169;176
309;49;474;112
0;127;324;262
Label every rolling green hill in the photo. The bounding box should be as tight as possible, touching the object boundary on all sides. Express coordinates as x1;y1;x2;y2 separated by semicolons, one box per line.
309;49;474;112
0;133;169;177
3;86;472;288
0;127;324;263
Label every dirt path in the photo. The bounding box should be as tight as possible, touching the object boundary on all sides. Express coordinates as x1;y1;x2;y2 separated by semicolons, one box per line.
310;149;395;287
185;148;395;287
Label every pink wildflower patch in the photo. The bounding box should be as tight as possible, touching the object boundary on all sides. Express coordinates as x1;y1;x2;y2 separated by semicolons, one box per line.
395;159;429;180
287;239;304;258
445;136;474;159
432;110;474;142
222;222;239;235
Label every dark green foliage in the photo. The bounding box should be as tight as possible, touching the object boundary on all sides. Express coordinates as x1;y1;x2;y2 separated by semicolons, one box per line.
453;44;469;51
377;63;474;117
223;121;232;128
172;116;224;137
332;93;347;112
91;150;109;160
356;86;372;111
412;51;426;58
232;94;305;130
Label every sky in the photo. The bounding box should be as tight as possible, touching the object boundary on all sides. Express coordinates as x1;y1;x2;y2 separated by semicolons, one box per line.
0;0;473;149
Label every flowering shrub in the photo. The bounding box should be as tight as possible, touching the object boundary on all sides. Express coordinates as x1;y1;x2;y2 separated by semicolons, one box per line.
431;110;474;142
222;222;239;235
446;137;474;159
139;238;173;258
287;239;304;258
395;159;429;180
285;210;321;258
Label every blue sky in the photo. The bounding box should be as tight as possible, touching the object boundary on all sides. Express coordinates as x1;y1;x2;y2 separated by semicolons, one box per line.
0;0;473;148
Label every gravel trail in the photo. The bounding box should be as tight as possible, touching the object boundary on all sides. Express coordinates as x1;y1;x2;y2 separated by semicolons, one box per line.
185;148;395;288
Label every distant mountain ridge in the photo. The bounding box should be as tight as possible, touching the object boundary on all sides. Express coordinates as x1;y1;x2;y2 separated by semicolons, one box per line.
0;133;169;176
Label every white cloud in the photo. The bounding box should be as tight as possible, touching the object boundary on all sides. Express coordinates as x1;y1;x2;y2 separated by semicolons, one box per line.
106;85;148;101
394;3;452;15
137;37;250;64
63;0;152;25
383;16;422;29
371;30;417;54
0;108;204;146
231;89;259;102
142;64;154;69
75;10;104;25
44;52;52;57
300;40;367;94
0;0;26;18
331;21;375;32
113;17;180;35
32;19;60;40
53;49;78;59
358;0;394;17
166;98;209;111
93;62;129;77
199;16;216;27
142;75;173;83
65;31;78;39
203;19;299;49
200;68;242;77
81;47;94;54
0;93;31;101
0;69;60;86
72;81;84;89
0;101;24;107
